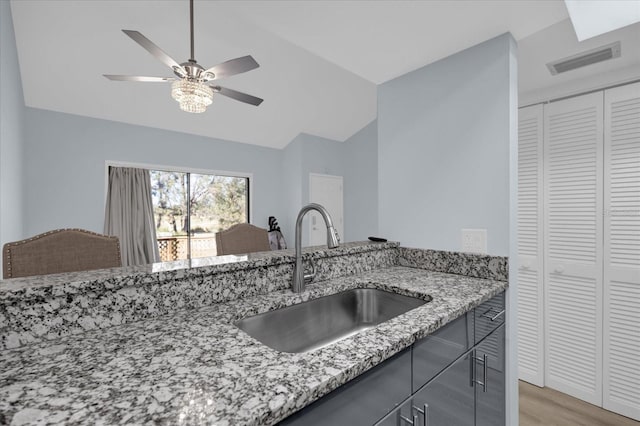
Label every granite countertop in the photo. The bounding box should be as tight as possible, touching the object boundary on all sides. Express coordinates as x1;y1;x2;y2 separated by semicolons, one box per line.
0;266;507;425
0;242;397;297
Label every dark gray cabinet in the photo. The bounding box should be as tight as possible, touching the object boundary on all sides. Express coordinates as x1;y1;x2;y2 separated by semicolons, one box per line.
475;324;506;426
412;313;473;392
377;323;505;426
377;348;476;426
411;351;475;426
279;292;506;426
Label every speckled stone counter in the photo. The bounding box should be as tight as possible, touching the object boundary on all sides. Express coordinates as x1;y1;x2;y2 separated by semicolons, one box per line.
399;247;508;281
0;264;507;425
0;242;399;350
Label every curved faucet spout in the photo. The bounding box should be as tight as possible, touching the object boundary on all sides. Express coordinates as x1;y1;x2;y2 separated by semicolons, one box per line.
292;203;340;293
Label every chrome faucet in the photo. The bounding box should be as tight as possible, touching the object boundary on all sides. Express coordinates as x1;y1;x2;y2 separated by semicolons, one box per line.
292;203;340;293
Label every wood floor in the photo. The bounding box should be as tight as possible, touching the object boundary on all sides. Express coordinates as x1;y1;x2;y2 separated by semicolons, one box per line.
519;381;639;426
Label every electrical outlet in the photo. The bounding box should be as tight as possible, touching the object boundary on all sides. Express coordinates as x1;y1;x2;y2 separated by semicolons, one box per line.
461;229;487;254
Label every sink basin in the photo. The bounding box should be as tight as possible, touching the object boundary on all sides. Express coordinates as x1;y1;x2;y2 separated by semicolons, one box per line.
235;288;430;353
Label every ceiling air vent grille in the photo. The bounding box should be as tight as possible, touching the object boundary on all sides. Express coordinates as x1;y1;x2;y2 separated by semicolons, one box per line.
547;42;621;75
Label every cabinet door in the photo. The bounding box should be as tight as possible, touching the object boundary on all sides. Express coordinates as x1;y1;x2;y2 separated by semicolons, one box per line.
413;313;473;392
475;324;505;426
517;104;545;387
603;82;640;421
411;350;475;426
543;92;604;405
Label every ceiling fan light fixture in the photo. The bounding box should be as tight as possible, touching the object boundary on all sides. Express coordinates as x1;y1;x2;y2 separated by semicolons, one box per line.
106;0;262;110
171;79;213;113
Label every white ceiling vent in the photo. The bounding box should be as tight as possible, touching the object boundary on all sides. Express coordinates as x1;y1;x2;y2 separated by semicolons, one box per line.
547;41;621;75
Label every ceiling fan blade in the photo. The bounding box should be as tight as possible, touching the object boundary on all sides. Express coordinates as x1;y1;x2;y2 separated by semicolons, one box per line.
103;75;174;82
204;55;259;80
122;30;185;74
214;86;263;106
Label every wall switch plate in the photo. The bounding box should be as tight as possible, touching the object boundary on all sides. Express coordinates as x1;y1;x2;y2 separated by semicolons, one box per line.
461;229;487;254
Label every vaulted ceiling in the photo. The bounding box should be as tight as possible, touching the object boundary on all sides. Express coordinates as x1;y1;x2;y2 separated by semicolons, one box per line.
9;1;639;149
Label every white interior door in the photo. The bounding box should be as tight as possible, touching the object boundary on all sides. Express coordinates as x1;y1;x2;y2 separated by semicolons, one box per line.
517;104;545;387
309;174;344;246
543;92;604;406
603;82;640;420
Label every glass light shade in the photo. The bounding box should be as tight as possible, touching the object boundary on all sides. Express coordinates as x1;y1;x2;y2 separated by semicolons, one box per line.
171;80;213;113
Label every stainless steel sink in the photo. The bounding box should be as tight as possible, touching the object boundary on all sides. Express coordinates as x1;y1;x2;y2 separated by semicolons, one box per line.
235;288;430;353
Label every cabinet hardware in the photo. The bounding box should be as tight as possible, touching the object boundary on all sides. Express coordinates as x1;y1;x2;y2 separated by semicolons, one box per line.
481;308;505;322
412;403;429;426
470;352;475;387
397;411;418;426
473;353;488;392
482;353;488;392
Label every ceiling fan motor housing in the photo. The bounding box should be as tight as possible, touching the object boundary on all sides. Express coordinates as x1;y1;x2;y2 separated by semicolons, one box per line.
177;61;214;81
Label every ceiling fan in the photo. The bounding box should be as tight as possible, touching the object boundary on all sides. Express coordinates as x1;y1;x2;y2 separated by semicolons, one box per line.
104;0;263;113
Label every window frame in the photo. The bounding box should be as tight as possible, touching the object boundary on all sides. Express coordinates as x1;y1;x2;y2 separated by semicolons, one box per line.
104;161;253;225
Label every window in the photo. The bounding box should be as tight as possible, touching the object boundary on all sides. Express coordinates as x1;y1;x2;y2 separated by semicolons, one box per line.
150;169;250;261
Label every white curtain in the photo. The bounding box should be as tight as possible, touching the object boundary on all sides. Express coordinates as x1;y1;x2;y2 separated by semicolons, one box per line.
104;167;160;266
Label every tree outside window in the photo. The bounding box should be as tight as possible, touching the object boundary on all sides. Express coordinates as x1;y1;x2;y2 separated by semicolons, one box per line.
150;170;249;261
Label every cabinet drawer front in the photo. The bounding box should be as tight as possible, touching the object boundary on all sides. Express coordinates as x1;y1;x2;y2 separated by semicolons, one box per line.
475;292;505;344
413;313;473;392
280;349;412;426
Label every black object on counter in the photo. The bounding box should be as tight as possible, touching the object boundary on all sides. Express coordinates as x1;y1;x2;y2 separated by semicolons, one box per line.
268;216;281;232
268;216;287;249
368;236;387;242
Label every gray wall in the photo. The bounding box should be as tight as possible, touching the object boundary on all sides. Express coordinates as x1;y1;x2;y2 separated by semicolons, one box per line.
0;0;26;266
23;108;286;237
281;136;304;244
21;106;377;249
21;108;376;248
378;32;518;425
378;33;515;256
280;132;347;245
344;120;378;242
299;133;347;207
279;127;378;246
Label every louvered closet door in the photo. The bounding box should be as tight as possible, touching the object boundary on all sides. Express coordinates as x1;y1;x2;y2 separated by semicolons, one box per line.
603;82;640;420
544;92;603;405
517;104;545;386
